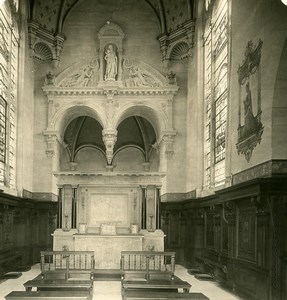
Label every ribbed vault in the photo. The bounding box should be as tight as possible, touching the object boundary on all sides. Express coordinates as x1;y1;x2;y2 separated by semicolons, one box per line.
64;116;156;164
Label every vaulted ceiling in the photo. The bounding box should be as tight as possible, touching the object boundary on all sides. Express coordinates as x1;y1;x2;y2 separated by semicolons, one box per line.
29;0;194;35
64;116;157;164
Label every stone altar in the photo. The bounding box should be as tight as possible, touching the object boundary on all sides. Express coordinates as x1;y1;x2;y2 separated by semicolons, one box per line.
53;184;165;269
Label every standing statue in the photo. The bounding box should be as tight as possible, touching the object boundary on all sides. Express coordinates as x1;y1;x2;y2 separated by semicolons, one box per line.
104;44;117;80
243;82;257;137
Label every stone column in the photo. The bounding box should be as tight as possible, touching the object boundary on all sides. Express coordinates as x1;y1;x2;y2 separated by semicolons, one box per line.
141;186;147;229
146;185;157;232
62;185;73;231
71;186;77;229
156;187;161;229
57;186;63;229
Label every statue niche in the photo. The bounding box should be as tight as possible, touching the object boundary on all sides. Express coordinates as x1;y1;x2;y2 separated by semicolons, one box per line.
98;21;124;86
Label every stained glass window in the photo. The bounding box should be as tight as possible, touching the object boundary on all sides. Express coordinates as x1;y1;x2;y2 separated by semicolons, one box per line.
204;0;229;188
0;1;19;187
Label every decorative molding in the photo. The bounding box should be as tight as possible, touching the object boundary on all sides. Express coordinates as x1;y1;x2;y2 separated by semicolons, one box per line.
161;193;186;202
236;40;264;162
32;192;58;202
53;171;165;186
161;190;196;202
232;160;287;185
158;19;195;68
28;20;65;67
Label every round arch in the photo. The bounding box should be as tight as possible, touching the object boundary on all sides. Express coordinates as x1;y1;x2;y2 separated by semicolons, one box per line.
53;104;105;139
114;103;168;138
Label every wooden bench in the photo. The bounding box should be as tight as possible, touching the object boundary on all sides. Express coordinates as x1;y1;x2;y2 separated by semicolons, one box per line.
5;290;90;300
23;278;93;292
22;251;94;299
39;251;95;280
122;289;209;300
121;251;191;293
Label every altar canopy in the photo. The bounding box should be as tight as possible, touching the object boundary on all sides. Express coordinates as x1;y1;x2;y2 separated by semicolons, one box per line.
50;22;173;269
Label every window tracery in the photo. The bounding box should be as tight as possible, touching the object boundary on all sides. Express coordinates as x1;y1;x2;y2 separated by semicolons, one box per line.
0;1;19;187
203;0;229;188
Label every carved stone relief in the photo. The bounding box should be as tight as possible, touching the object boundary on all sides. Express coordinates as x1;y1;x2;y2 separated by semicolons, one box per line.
122;58;162;88
236;40;264;162
58;59;99;88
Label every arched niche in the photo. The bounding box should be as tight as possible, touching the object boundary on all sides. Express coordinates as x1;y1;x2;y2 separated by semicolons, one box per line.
97;22;125;84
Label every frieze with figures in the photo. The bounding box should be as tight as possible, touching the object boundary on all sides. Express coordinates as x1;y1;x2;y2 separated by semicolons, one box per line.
46;57;172;90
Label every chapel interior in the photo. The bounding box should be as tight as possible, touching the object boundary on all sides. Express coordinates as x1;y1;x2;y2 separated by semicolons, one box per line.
0;0;287;299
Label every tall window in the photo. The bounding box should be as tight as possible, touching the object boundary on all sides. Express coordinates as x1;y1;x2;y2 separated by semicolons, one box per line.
0;1;19;187
203;0;229;188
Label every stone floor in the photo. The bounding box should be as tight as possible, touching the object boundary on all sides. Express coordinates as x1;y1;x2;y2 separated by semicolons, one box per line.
0;264;243;300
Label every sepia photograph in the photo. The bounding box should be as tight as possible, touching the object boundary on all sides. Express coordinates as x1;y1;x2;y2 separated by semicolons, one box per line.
0;0;287;299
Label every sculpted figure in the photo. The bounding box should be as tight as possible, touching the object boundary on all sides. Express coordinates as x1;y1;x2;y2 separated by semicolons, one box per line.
104;44;117;80
243;82;257;136
45;71;55;85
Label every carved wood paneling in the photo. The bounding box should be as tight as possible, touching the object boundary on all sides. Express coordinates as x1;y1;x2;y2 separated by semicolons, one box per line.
237;203;256;262
0;195;57;276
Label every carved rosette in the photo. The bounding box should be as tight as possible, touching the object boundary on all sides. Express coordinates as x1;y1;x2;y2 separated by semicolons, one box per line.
102;129;117;165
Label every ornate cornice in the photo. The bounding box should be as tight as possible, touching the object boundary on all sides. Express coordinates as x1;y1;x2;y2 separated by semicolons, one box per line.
53;171;166;177
53;171;166;186
42;86;179;97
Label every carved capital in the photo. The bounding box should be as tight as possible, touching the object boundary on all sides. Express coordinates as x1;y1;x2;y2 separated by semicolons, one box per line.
43;130;58;158
161;130;177;159
162;135;174;159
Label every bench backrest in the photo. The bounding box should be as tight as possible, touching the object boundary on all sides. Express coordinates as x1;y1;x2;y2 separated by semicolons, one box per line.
120;251;175;281
40;251;95;279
